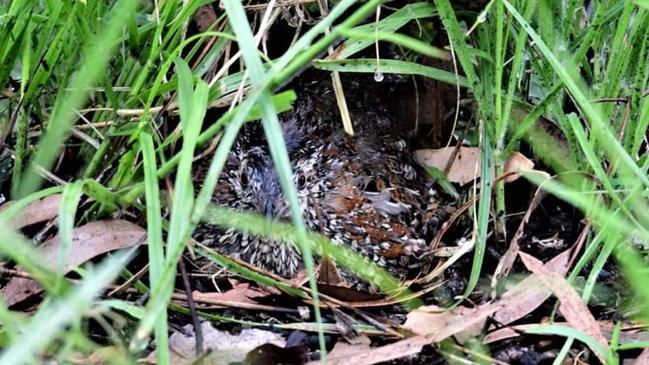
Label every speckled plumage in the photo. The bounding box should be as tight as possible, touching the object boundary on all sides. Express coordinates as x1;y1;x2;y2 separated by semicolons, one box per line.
195;74;447;285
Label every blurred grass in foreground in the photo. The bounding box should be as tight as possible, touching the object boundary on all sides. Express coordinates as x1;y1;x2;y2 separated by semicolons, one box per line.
0;0;648;364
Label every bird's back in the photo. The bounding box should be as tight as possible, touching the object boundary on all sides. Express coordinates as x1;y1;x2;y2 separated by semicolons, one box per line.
195;72;447;287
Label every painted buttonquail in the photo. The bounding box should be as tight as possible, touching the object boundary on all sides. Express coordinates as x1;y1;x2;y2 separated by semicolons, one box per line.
195;73;448;285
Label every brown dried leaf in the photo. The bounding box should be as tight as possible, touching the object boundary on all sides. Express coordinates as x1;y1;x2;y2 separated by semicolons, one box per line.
484;321;649;345
503;152;535;183
193;4;217;33
520;252;609;361
306;336;371;365
317;258;345;286
143;322;286;365
0;194;62;229
414;147;480;185
332;250;578;365
492;249;571;325
66;346;131;364
3;220;146;306
633;348;649;365
313;335;431;365
191;283;267;305
317;284;384;303
404;303;502;342
403;251;571;341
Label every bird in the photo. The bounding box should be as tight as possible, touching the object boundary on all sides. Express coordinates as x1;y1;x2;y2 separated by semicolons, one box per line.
194;72;448;288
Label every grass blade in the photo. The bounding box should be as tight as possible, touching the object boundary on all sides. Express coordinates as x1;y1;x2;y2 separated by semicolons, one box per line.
220;0;329;358
314;58;469;86
16;0;137;198
132;58;208;348
0;248;135;364
503;0;649;189
337;2;436;59
525;324;607;360
139;131;169;365
57;181;84;290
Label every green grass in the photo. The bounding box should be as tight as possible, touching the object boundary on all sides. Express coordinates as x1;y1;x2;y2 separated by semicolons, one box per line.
436;0;649;362
0;0;648;364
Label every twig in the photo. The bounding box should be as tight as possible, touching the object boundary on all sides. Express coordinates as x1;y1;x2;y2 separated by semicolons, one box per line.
490;185;547;298
170;292;299;313
218;0;316;11
180;258;203;356
107;263;149;298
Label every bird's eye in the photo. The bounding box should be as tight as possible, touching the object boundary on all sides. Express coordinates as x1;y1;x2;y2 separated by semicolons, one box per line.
297;172;307;188
240;169;249;188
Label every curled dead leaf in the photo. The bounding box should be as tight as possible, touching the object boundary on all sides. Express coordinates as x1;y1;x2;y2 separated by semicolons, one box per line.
403;303;502;342
2;219;146;306
306;336;371;365
519;252;609;362
191;283;267;305
493;249;570;325
503;152;535;183
414;147;481;185
484;320;649;345
309;335;431;365
144;322;286;365
0;194;62;229
407;250;572;345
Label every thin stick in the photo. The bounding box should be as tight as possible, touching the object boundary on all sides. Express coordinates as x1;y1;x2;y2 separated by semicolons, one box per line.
179;258;203;356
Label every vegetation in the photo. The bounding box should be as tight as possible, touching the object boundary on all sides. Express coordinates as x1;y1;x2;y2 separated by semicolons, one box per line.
0;0;648;363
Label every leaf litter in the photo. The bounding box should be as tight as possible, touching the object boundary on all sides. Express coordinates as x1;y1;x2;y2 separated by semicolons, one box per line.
0;163;628;364
0;46;639;365
0;193;61;229
3;219;146;306
142;322;289;365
